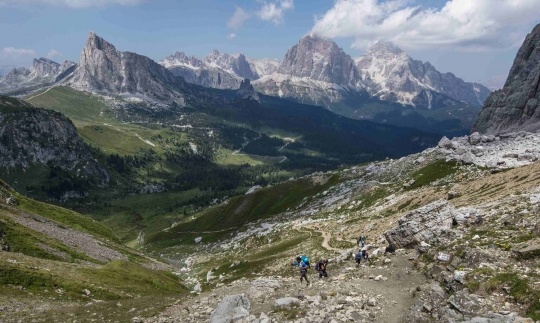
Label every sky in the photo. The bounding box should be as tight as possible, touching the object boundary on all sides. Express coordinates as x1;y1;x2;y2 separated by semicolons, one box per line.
0;0;539;88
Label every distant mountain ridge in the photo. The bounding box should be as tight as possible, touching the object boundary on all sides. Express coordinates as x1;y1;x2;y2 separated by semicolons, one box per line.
253;35;490;110
160;49;279;90
0;58;75;94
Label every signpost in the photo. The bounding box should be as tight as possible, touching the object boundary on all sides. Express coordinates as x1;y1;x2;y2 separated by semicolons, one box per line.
437;252;451;262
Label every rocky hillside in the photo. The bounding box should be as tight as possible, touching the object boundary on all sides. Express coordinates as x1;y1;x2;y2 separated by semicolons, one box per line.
160;50;278;90
0;58;76;95
0;95;108;199
140;129;540;323
68;32;187;102
472;23;540;134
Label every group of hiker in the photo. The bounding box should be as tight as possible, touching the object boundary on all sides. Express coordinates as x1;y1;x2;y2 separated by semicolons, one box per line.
291;235;370;285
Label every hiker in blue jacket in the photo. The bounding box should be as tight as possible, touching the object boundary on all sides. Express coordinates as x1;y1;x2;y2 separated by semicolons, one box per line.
299;259;310;285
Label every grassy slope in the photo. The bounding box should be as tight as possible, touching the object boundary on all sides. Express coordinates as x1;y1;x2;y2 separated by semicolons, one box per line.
147;174;340;247
0;181;187;321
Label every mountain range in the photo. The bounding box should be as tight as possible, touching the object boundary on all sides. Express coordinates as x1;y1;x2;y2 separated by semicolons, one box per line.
159;34;491;111
0;33;490;131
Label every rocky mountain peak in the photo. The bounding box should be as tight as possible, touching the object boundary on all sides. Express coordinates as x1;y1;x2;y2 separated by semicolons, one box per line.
366;41;405;57
472;23;540;134
276;33;359;85
69;32;184;101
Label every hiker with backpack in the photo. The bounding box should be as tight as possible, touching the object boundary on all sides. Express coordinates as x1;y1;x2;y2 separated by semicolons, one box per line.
357;235;365;247
315;259;328;278
361;245;370;263
293;255;310;269
298;258;310;285
355;250;362;268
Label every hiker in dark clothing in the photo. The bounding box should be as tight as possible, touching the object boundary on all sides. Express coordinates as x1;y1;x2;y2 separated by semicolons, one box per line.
357;235;365;247
355;250;362;268
299;259;310;285
316;259;328;278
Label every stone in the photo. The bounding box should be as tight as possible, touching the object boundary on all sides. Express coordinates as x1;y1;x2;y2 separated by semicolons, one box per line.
195;237;202;244
6;195;18;206
367;298;376;306
512;244;540;259
454;271;467;284
274;297;300;308
210;294;251;323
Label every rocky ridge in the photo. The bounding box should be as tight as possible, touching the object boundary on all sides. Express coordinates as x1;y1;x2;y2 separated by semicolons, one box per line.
0;96;109;194
472;23;540;134
0;58;76;94
160;49;278;90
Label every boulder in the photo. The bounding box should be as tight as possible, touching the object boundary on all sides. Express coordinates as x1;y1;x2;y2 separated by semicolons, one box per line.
512;244;540;259
384;200;458;249
249;279;281;299
210;294;251;323
274;297;300;308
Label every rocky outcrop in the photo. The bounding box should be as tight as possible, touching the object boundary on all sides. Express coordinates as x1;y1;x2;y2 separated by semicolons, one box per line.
436;131;540;169
209;294;251;323
0;96;108;188
472;23;540;134
237;79;260;102
69;32;186;102
0;58;75;94
384;200;459;249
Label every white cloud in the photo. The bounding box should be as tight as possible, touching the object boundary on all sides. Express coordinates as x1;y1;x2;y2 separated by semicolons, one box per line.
0;0;147;8
227;7;251;30
228;33;237;39
46;49;63;59
227;0;294;29
0;47;37;58
312;0;540;51
257;0;294;25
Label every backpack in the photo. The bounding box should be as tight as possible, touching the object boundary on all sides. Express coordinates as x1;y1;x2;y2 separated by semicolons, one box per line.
355;253;362;260
300;256;309;265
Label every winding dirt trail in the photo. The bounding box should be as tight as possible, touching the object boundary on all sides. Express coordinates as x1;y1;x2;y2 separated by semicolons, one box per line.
25;86;54;101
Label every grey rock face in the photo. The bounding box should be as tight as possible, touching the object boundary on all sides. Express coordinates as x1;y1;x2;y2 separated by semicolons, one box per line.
0;96;109;188
69;32;185;102
0;59;75;94
254;34;362;108
209;294;251;323
384;199;459;249
277;34;359;85
472;23;540;134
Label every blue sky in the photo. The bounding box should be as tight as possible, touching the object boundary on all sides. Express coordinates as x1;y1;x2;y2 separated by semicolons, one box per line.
0;0;539;88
